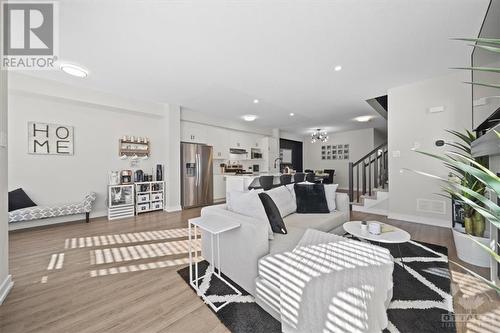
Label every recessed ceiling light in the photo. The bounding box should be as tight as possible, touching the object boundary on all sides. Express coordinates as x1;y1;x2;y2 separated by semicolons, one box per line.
289;113;295;117
60;63;88;78
334;65;342;72
253;99;259;104
354;115;373;122
243;114;257;122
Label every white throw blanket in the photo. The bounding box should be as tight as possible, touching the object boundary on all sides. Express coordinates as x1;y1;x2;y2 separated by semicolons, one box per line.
279;229;394;333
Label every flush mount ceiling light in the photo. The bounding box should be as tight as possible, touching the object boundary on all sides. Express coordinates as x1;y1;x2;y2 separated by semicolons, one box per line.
334;65;342;71
311;128;328;143
60;63;88;78
289;113;295;116
253;99;259;104
242;114;257;122
354;115;373;122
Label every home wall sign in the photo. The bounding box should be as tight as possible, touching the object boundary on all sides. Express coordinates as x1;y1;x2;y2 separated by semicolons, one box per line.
28;122;74;155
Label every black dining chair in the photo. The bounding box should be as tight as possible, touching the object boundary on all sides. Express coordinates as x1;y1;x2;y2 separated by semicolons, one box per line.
304;169;314;173
259;176;275;191
293;172;305;183
280;174;292;185
323;169;335;184
305;172;315;183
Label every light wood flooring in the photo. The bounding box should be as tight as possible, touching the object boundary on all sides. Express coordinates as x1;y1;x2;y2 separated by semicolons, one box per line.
0;209;498;333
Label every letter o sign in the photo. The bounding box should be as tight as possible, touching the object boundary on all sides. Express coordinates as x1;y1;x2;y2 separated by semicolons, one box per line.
56;126;69;139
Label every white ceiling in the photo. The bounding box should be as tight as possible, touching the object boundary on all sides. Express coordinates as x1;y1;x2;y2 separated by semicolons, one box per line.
25;0;488;135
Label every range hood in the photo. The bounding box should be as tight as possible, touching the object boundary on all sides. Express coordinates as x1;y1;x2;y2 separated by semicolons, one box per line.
472;123;500;158
230;148;248;154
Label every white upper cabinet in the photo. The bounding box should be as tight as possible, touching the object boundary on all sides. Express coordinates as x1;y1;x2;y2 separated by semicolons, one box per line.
181;122;207;144
208;127;230;160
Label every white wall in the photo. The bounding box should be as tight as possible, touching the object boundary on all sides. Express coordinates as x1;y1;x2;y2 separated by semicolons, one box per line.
303;128;376;189
373;128;387;147
8;74;170;224
387;71;472;227
0;68;13;304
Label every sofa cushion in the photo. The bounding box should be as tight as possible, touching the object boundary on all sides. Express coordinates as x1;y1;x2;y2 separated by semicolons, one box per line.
227;190;274;239
324;184;339;211
268;226;306;254
265;185;296;217
294;183;329;213
284;210;347;233
8;188;36;212
259;193;288;234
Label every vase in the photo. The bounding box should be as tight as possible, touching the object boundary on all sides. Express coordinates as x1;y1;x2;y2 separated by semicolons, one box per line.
472;212;486;238
464;216;473;235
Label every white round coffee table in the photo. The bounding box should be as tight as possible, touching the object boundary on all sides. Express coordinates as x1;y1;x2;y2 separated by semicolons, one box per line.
343;221;411;268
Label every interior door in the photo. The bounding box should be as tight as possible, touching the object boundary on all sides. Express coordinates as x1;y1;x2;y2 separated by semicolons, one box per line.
198;145;213;206
181;143;198;208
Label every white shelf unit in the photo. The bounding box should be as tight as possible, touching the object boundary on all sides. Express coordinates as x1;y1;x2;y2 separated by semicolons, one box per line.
134;181;165;214
108;184;135;220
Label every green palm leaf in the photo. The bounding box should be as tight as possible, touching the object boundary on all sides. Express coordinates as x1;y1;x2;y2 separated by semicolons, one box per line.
468;236;500;263
450;37;500;45
472;44;500;53
450;66;500;73
463;82;500;89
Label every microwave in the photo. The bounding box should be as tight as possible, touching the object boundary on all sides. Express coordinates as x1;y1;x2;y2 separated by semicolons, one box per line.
251;152;263;159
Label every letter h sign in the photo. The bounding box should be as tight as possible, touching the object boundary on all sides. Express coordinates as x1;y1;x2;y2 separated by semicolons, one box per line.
28;121;73;155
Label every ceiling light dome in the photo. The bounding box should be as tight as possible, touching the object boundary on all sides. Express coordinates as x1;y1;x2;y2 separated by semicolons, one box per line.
311;129;328;143
60;63;88;78
354;116;373;122
242;114;257;122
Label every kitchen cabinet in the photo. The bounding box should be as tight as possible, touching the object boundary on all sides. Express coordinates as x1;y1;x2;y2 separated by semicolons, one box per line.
213;174;226;201
181;122;207;144
208;127;230;159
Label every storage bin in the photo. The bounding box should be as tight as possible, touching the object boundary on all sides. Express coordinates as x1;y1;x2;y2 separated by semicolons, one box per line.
137;203;150;212
137;194;150;203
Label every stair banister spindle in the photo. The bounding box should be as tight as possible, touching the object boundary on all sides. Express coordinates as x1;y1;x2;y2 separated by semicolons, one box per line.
356;164;360;202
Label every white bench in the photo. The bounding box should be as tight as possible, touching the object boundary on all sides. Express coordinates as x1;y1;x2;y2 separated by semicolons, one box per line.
9;192;97;225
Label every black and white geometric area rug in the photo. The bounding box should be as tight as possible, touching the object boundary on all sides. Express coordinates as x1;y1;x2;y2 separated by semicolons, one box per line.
177;240;456;333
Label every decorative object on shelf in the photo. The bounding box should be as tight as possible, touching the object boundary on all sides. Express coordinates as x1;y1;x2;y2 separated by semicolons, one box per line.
310;128;328;143
321;144;349;160
118;136;150;158
120;170;132;184
109;171;120;185
134;181;165;214
28;122;74;155
134;169;144;182
108;184;135;220
156;164;163;181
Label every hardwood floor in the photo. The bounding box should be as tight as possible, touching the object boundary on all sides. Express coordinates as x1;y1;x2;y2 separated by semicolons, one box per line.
0;209;498;332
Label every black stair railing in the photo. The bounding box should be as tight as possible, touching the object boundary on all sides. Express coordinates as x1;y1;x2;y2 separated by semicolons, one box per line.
348;142;388;206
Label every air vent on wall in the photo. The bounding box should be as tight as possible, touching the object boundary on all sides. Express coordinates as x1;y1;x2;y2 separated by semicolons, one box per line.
417;199;446;214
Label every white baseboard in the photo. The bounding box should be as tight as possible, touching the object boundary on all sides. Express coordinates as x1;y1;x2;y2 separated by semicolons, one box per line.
388;212;450;228
165;205;182;212
0;275;13;305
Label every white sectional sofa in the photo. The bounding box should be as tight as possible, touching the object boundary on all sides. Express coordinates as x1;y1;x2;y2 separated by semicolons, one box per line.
199;191;350;295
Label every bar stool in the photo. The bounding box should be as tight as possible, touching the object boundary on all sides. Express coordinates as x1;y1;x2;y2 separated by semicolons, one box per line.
293;172;305;183
280;174;292;185
259;176;275;191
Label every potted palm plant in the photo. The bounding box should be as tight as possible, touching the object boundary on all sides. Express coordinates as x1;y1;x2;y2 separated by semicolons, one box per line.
409;129;500;291
442;130;491;267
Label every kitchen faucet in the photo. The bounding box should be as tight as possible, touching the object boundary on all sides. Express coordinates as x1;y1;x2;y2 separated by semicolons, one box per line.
274;157;282;169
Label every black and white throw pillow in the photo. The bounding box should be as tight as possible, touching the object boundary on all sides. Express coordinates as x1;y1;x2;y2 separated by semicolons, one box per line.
258;192;288;234
294;183;329;213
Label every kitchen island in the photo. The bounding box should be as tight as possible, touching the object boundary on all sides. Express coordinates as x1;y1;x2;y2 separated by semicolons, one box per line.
224;173;284;192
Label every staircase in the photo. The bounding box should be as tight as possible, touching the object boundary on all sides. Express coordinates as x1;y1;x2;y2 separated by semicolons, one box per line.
348;142;389;215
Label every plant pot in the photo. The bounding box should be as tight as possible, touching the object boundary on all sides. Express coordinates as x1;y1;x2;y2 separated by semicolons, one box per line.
464;216;473;235
472;212;486;238
452;228;490;268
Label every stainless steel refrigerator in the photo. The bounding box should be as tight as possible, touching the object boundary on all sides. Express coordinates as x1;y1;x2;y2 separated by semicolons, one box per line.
181;143;214;209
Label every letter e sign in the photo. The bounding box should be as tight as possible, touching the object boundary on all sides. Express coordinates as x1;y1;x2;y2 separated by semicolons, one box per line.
28;122;74;155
